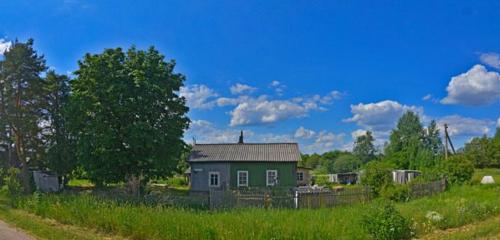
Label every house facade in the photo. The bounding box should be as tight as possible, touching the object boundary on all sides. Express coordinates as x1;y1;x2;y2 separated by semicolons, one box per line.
188;135;300;192
296;167;312;186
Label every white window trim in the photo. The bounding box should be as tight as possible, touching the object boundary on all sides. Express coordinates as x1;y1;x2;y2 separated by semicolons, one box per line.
237;171;249;187
208;171;220;187
297;172;304;181
266;170;278;186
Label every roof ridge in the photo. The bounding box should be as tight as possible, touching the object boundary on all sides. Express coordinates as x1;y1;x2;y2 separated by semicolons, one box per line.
194;142;298;145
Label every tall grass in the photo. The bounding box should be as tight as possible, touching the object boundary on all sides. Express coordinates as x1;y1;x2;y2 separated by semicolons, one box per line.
11;184;500;240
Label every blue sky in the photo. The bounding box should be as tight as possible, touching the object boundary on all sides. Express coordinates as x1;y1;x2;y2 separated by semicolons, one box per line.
1;0;499;153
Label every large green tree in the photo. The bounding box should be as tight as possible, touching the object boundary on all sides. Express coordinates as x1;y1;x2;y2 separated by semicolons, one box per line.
0;39;47;192
42;70;75;184
353;131;376;164
68;47;190;189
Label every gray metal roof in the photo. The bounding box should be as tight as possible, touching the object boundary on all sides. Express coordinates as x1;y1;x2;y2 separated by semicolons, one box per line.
188;143;301;162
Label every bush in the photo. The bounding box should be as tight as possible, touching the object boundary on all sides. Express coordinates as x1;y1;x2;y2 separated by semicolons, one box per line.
361;202;413;240
381;184;410;202
361;161;393;196
166;176;188;187
3;167;23;200
442;154;474;185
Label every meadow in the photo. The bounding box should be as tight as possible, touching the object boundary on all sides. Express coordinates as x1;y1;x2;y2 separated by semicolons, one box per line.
1;169;499;240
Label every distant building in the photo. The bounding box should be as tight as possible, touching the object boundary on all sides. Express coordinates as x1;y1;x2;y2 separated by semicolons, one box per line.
296;167;312;186
33;170;61;192
188;132;300;193
328;172;359;184
392;170;421;184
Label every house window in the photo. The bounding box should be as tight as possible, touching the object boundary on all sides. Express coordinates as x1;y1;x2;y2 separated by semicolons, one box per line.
237;171;248;187
266;170;278;186
208;172;220;187
297;172;304;181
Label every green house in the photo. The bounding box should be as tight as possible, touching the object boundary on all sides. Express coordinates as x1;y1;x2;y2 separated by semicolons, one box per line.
188;134;300;192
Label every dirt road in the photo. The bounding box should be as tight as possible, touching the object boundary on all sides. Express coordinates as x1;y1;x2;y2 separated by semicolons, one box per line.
0;220;34;240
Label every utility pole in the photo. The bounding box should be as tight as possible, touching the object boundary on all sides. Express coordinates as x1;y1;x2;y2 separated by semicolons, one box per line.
444;124;449;160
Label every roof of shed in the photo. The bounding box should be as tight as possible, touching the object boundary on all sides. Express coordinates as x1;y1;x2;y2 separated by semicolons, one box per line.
188;143;301;162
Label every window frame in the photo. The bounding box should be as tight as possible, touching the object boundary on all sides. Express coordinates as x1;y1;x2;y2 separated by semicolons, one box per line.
237;170;249;187
208;171;220;187
297;171;304;181
266;170;278;186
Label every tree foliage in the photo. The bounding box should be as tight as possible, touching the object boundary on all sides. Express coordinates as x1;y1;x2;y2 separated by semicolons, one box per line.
462;128;500;168
353;131;376;164
68;47;190;187
0;39;47;192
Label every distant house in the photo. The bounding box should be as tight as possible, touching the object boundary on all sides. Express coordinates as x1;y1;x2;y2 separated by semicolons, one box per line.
188;132;300;193
296;167;312;186
392;170;421;184
328;172;359;184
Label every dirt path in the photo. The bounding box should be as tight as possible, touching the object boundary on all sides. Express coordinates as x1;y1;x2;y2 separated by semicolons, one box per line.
0;219;34;240
421;215;500;240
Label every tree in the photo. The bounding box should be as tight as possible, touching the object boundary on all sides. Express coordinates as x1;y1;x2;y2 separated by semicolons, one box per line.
353;131;376;164
488;128;500;167
423;120;443;155
0;39;47;192
442;154;474;185
42;71;76;184
331;154;361;173
361;161;394;196
68;47;190;192
463;135;491;168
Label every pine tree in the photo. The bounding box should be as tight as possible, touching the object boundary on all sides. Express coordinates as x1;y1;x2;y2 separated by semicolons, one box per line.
0;39;47;192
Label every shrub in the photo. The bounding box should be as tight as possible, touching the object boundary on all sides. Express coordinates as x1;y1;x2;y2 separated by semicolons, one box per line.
314;175;330;186
166;176;188;187
361;202;413;240
442;154;474;185
381;184;410;202
3;167;23;200
361;161;393;196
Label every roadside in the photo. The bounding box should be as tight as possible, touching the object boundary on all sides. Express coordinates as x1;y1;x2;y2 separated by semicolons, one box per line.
0;202;126;240
421;215;500;240
0;219;33;240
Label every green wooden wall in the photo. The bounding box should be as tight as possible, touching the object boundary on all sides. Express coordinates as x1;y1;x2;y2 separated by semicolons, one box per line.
229;162;297;188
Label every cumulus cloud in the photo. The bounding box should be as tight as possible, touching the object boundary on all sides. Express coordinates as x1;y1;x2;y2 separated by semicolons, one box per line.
497;117;500;127
294;126;316;139
480;52;500;69
437;115;494;137
0;39;12;55
269;80;286;95
302;131;345;153
230;83;256;95
344;100;423;132
187;119;254;143
422;94;432;101
179;84;218;109
441;65;500;106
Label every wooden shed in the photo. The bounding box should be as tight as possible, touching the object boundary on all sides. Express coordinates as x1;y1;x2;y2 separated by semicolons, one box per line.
392;170;421;184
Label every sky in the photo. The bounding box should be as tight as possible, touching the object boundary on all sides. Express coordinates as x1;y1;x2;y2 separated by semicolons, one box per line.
1;0;499;154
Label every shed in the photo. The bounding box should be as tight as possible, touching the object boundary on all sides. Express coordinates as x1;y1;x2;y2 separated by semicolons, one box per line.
33;170;60;192
392;170;421;184
296;167;313;186
328;172;359;184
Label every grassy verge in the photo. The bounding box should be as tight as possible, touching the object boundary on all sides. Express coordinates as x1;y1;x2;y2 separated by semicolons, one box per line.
5;182;497;240
0;195;125;240
422;215;500;240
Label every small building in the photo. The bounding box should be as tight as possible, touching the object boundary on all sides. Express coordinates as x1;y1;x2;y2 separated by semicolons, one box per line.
296;167;312;186
328;172;358;184
392;170;421;184
188;132;300;193
33;170;60;192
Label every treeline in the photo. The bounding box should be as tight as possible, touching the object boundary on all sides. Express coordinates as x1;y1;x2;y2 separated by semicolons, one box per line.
302;111;500;174
0;39;190;193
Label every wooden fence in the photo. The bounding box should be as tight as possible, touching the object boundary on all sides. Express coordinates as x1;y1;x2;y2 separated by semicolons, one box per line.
295;187;373;209
409;178;446;198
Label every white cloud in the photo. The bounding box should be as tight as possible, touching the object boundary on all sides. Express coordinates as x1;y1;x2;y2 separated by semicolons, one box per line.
269;80;286;95
179;84;218;109
422;94;432;101
302;131;345;154
497;117;500;127
229;96;314;126
294;126;316;139
187;120;254;143
480;52;500;69
441;64;500;106
230;83;256;95
351;129;367;139
344;100;423;132
0;39;12;55
437;115;494;137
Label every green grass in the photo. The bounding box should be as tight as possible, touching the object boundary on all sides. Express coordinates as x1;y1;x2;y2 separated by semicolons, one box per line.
472;168;500;184
5;181;498;240
422;216;500;240
0;194;124;240
67;179;94;188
